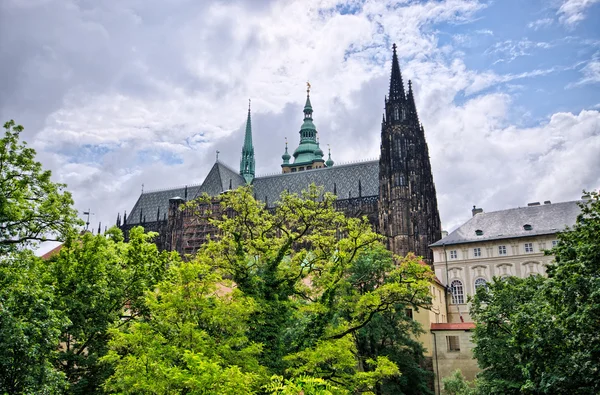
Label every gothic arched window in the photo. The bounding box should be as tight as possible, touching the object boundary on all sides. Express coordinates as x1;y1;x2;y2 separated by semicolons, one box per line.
451;280;464;304
474;278;487;291
394;106;400;120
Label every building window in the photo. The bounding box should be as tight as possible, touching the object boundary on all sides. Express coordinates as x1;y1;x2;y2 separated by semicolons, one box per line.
473;247;481;257
450;250;457;259
447;336;460;352
405;308;413;319
498;245;507;256
451;280;464;304
523;224;533;231
291;168;297;172
474;278;487;291
552;240;558;247
475;229;483;236
524;242;534;253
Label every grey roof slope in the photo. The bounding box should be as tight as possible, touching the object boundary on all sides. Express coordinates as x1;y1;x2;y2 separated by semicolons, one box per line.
126;160;379;225
127;162;245;225
430;200;582;247
252;160;379;205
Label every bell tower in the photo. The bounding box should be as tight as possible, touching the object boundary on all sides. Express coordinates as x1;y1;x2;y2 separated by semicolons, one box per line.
378;44;442;263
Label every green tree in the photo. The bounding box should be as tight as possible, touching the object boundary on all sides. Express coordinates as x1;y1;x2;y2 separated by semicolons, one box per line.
105;186;435;393
470;192;600;394
441;370;477;395
349;248;433;395
102;258;265;394
49;226;178;394
0;251;67;394
0;120;80;252
543;191;600;392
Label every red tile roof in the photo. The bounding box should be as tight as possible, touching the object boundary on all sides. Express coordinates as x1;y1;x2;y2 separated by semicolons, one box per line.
40;244;63;260
431;322;476;331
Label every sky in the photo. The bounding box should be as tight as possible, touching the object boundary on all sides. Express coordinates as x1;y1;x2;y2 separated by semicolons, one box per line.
1;0;599;249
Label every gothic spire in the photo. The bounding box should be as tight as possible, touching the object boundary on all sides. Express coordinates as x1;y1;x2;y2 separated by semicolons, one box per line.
240;99;255;184
407;80;419;124
388;43;406;102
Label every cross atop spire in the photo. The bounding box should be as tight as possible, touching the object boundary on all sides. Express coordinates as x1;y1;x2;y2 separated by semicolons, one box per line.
389;43;406;102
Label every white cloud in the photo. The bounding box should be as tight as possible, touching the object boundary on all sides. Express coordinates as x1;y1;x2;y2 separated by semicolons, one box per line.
528;17;554;30
1;0;598;236
568;58;600;87
557;0;600;27
485;39;553;64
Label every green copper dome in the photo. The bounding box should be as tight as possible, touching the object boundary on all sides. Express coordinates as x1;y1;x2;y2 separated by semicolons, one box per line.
282;140;291;164
326;147;334;167
289;91;325;166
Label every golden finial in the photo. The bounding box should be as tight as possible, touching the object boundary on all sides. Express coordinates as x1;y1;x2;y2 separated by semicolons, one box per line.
307;81;311;95
285;136;288;147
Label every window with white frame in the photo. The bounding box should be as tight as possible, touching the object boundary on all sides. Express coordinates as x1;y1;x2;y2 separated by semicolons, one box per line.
474;278;488;291
451;280;464;304
524;242;534;253
498;245;507;256
450;250;457;259
473;247;481;257
552;240;558;247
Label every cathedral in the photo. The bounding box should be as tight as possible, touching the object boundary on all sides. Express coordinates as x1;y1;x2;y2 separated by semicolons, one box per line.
118;44;442;263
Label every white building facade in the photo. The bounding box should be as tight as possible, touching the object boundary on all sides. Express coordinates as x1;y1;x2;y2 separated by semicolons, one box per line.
427;200;582;392
430;200;581;323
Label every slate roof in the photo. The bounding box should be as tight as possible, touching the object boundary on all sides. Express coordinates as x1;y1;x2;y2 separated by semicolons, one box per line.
126;160;379;225
127;162;245;225
430;200;582;247
253;160;379;205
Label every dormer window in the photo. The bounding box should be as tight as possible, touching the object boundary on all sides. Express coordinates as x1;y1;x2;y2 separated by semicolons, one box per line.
475;229;483;236
523;224;533;231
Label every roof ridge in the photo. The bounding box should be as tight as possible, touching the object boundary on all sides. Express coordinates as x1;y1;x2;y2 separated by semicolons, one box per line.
142;183;202;194
255;158;379;180
477;199;582;215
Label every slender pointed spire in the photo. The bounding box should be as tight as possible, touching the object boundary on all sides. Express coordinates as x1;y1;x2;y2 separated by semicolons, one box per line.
407;80;419;124
389;43;406;102
304;81;313;115
244;99;253;148
98;222;101;235
240;99;255;184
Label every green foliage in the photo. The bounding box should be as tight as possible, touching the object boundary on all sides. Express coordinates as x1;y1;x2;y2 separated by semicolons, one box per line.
0;120;80;252
0;251;68;394
266;375;347;395
105;186;435;393
441;370;477;395
470;192;600;394
49;226;178;394
206;186;432;391
102;259;264;394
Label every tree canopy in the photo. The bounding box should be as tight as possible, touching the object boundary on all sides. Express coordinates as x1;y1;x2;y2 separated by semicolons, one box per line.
0;120;80;252
104;186;435;394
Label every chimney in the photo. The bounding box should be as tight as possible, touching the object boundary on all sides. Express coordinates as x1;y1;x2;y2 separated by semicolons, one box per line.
527;202;540;206
472;205;483;217
544;200;551;205
441;230;449;238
